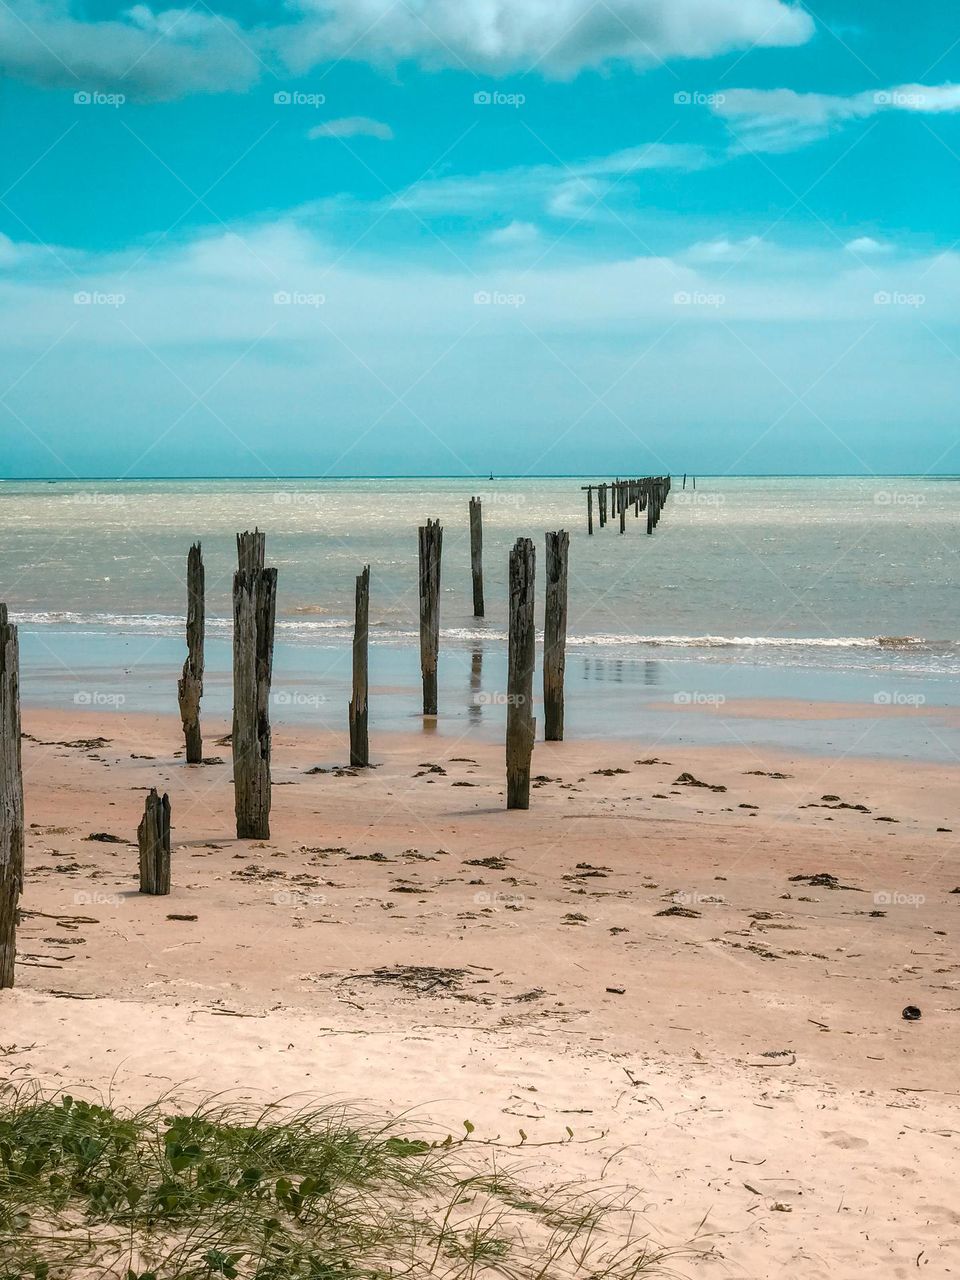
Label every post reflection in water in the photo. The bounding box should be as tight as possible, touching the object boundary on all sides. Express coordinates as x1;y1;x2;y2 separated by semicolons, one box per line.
469;647;483;723
580;656;662;687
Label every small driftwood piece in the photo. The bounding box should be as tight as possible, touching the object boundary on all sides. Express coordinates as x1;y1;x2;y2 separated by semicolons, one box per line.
138;788;171;895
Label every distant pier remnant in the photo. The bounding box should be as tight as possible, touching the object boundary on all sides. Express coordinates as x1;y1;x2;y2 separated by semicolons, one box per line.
233;529;277;839
349;565;370;767
177;541;205;763
138;788;171;895
0;605;22;989
418;519;443;716
469;497;484;617
543;530;569;742
506;537;536;809
582;476;672;536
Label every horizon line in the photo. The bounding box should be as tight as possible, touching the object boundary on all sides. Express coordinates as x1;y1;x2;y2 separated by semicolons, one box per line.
1;473;958;483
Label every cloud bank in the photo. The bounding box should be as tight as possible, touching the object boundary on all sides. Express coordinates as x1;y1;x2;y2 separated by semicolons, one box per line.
0;0;814;100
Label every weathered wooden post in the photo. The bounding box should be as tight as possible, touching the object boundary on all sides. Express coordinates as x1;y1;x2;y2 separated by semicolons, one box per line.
349;565;370;767
418;519;443;716
0;606;22;990
233;531;277;839
586;486;594;535
619;482;627;534
138;788;171;895
543;531;569;742
177;541;205;764
646;480;654;535
469;498;484;617
506;538;536;809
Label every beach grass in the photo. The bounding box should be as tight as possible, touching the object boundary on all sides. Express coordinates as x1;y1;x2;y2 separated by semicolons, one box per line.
0;1084;677;1279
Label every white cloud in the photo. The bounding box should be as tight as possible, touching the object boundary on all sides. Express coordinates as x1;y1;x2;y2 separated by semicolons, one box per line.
845;236;892;254
393;140;711;222
0;1;261;100
282;0;813;77
486;220;541;245
0;0;814;100
714;82;960;151
685;235;762;262
308;116;394;140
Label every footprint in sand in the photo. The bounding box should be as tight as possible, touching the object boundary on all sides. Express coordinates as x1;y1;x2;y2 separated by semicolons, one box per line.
822;1130;869;1149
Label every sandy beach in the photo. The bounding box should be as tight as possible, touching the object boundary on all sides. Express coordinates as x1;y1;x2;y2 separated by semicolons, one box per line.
6;706;958;1278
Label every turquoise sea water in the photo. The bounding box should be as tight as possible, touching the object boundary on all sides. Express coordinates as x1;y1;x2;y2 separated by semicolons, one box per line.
1;476;957;759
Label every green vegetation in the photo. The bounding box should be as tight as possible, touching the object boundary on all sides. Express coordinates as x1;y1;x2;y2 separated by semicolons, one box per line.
0;1085;675;1278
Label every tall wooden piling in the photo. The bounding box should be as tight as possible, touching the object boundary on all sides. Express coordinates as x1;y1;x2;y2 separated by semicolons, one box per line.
506;537;536;809
233;531;277;839
469;498;484;616
0;606;22;990
138;788;171;895
543;531;569;742
586;486;594;535
177;542;205;764
619;483;627;534
646;480;654;534
418;519;442;716
349;565;370;767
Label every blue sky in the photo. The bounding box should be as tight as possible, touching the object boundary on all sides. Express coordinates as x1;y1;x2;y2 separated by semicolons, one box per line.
1;0;959;476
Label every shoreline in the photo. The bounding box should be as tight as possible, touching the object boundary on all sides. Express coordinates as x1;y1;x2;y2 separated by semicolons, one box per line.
13;625;960;762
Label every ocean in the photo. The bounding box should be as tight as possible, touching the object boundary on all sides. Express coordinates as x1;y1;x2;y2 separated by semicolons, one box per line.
1;475;957;759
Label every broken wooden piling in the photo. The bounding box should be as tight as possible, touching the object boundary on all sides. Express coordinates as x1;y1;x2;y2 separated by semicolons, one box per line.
138;787;171;895
177;541;205;764
586;485;594;535
0;606;22;989
418;519;443;716
506;537;536;809
469;497;484;616
349;565;370;767
233;530;277;839
543;531;569;742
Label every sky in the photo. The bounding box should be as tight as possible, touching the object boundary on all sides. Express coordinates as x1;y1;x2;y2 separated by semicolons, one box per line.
0;0;959;477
